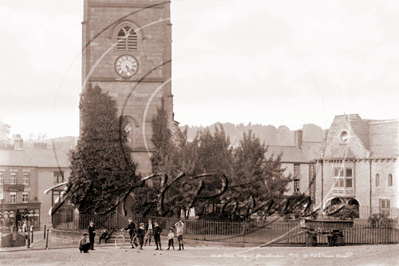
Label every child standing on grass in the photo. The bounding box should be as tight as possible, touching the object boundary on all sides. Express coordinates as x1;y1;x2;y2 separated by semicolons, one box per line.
167;229;174;250
137;223;146;250
174;221;185;251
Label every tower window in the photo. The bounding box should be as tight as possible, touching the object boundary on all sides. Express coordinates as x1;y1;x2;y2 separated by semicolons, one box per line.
117;27;137;51
122;117;135;147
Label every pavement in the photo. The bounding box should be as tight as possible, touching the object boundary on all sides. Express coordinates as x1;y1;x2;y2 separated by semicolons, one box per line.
0;230;49;252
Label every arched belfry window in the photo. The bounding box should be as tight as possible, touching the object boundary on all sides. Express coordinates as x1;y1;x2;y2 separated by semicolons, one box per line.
117;27;137;51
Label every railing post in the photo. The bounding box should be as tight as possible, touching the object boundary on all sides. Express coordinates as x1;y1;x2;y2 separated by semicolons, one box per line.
27;228;31;248
45;229;49;249
31;225;34;244
44;225;46;239
243;220;246;243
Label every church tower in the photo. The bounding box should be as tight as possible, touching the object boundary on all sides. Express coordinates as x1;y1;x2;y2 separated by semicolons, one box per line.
82;0;173;177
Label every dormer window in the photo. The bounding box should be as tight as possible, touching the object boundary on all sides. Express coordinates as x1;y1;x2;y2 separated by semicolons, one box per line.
117;27;137;51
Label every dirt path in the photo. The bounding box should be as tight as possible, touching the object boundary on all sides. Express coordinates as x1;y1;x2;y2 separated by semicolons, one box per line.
0;244;398;266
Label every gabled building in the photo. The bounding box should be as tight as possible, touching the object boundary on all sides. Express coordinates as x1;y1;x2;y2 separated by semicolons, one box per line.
0;135;70;230
315;114;398;218
265;130;322;203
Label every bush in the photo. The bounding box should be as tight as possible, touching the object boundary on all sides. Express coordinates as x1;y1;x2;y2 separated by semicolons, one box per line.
367;213;395;228
331;205;359;220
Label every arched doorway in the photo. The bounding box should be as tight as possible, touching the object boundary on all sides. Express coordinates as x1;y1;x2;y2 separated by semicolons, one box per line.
347;198;360;218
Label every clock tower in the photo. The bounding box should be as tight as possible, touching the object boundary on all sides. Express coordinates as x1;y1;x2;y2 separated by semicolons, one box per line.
82;0;173;177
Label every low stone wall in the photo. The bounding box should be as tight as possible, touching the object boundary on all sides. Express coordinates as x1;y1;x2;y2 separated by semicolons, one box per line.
49;229;100;248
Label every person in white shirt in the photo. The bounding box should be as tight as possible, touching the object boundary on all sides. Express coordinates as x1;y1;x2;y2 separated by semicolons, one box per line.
174;221;185;250
167;229;174;250
145;219;153;246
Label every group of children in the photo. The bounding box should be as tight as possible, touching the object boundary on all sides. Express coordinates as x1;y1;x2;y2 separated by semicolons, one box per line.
133;219;185;251
78;218;185;253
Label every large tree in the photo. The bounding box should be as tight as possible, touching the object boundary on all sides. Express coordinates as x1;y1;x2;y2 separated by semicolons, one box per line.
67;85;139;214
138;102;291;221
217;130;291;221
133;99;202;217
0;119;13;149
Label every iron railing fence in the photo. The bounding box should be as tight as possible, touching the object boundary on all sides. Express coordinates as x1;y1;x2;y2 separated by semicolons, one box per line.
52;212;399;245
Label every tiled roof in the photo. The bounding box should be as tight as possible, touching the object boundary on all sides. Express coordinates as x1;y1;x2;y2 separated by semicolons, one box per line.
265;145;310;163
0;148;70;168
301;141;322;161
319;114;399;159
324;146;356;160
368;120;399;157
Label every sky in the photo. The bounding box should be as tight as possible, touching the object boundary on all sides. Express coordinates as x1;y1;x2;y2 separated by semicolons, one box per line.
0;0;398;139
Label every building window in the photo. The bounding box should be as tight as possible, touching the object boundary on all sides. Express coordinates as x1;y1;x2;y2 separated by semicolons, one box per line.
0;172;3;184
10;192;16;204
54;171;64;184
345;168;353;188
52;190;65;206
379;199;390;216
117;27;137;51
294;164;300;174
388;174;393;187
334;167;353;188
23;192;29;203
294;180;300;192
376;173;380;187
23;173;30;185
334;167;343;188
10;173;16;184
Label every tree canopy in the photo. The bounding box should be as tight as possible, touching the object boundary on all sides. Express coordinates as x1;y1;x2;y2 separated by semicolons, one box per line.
0;119;13;149
66;85;140;214
133;101;292;221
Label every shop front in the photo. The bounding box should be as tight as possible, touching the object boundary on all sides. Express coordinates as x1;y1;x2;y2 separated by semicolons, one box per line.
0;203;41;232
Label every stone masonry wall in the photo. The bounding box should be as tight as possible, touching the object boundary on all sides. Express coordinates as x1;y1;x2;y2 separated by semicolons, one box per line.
83;0;172;176
371;159;398;208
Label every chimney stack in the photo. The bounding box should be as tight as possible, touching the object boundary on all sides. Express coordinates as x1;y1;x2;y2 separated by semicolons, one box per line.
13;134;24;150
294;130;303;150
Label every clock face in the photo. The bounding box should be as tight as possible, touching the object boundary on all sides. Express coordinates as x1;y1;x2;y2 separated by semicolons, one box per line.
115;55;138;78
340;131;348;142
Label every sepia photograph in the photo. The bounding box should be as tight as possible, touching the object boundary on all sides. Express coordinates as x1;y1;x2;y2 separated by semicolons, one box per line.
0;0;398;265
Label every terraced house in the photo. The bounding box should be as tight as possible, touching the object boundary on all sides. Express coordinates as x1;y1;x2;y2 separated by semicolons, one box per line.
315;114;399;219
0;135;70;230
264;130;322;206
